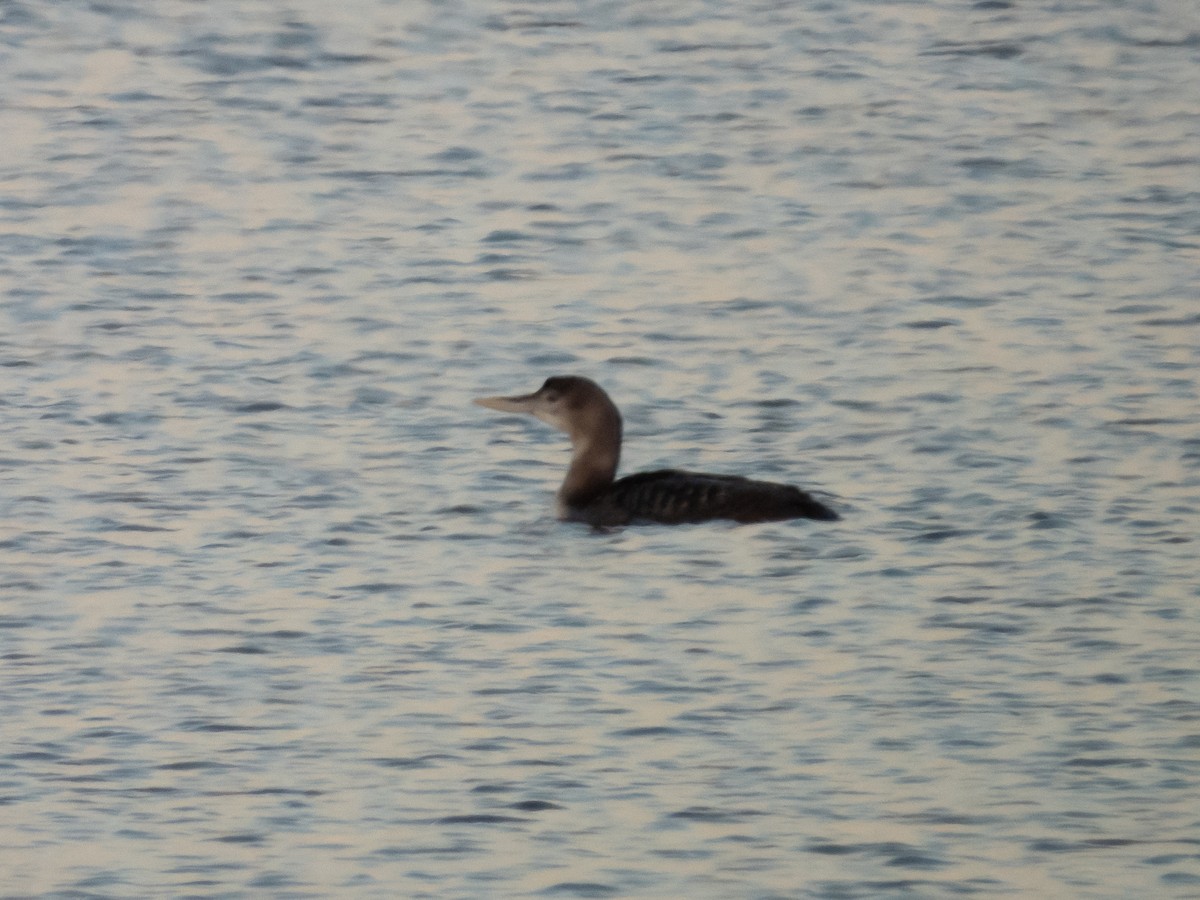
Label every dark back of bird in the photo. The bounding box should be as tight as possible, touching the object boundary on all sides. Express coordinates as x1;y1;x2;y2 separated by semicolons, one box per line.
573;469;838;526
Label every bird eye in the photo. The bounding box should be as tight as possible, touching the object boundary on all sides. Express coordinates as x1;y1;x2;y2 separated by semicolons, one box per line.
545;393;559;403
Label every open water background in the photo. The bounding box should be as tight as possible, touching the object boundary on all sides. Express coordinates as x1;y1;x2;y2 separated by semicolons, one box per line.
2;1;1199;897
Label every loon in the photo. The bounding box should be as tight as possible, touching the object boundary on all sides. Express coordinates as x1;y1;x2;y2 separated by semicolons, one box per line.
475;375;838;526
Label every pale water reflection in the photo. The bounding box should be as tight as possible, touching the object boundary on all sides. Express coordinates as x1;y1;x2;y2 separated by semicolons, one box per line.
2;0;1199;897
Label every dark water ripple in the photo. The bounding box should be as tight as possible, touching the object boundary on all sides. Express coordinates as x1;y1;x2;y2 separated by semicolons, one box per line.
2;0;1199;896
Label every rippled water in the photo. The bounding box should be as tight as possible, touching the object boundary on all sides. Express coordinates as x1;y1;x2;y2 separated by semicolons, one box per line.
3;0;1199;896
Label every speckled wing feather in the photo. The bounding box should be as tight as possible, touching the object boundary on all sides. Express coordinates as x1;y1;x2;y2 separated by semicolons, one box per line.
576;469;838;526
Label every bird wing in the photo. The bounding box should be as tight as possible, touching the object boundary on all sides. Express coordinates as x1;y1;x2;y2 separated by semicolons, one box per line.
595;469;836;524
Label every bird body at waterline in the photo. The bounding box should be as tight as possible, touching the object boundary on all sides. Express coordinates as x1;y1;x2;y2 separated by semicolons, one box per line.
474;376;839;527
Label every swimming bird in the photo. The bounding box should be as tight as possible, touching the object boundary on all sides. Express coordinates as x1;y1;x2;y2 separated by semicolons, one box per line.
475;376;838;526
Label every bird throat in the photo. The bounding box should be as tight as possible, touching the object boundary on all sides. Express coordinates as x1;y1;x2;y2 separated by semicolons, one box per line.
559;436;620;509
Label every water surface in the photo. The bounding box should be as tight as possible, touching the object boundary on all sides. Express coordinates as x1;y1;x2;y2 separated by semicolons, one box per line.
2;1;1198;896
